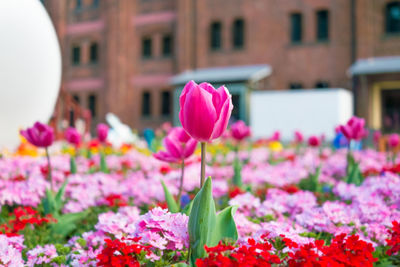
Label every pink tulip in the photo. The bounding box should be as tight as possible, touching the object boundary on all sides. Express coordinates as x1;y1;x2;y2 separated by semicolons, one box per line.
339;116;368;141
308;135;320;147
97;123;109;143
373;131;382;146
179;80;233;142
20;122;54;148
269;131;281;142
154;127;198;163
294;131;304;143
388;134;400;148
65;127;81;147
231;120;251;141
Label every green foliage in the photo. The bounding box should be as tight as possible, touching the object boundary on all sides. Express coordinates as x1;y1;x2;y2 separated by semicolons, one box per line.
69;156;77;174
299;166;322;192
346;152;363;186
233;157;243;187
100;152;109;173
161;180;179;213
188;177;238;266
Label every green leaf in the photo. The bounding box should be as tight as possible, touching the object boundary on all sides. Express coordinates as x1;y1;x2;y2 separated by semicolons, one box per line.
161;180;179;213
188;177;216;266
233;157;243;187
70;156;77;174
210;206;238;246
54;179;69;214
346;152;363;186
52;211;88;238
182;200;193;216
42;188;55;215
100;152;109;173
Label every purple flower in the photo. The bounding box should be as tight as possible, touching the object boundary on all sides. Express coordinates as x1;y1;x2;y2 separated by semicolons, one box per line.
20;121;54;148
97;123;109;143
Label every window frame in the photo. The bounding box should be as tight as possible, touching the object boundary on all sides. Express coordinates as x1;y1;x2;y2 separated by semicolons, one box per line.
141;91;152;117
316;10;329;42
232;18;245;49
290;13;303;44
386;1;400;34
142;37;153;59
210;21;222;51
71;45;81;65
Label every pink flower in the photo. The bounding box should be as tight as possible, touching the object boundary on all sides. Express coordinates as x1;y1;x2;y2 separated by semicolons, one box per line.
269;131;281;142
153;127;198;163
65;127;81;147
339;116;368;141
388;134;400;148
97;123;109;143
308;136;320;147
179;80;233;142
373;131;381;146
20;122;54;148
231;120;251;141
294;131;304;143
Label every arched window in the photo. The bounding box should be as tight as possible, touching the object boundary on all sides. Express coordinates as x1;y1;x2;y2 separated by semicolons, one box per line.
232;18;245;49
386;1;400;33
210;22;222;50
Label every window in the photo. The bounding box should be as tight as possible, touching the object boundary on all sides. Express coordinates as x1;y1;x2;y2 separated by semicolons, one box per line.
72;95;80;104
232;19;245;49
90;42;99;64
289;83;303;90
142;91;151;116
142;37;152;58
88;94;97;117
71;45;81;65
290;13;302;43
231;94;241;120
316;10;329;41
386;2;400;34
75;0;82;10
210;22;222;50
162;35;172;57
315;81;330;88
161;91;171;116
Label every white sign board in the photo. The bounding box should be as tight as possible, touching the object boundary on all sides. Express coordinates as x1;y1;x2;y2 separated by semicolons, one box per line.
250;89;353;141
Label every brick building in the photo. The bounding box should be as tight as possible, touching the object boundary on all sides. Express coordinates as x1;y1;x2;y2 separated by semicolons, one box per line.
43;0;400;132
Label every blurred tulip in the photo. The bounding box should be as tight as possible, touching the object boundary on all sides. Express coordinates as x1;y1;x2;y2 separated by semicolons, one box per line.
64;127;81;147
388;134;400;148
20;121;54;148
97;123;109;143
231;120;251;141
308;136;320;147
294;130;304;143
154;127;198;163
179;80;233;142
269;131;281;142
373;131;381;146
339;116;368;141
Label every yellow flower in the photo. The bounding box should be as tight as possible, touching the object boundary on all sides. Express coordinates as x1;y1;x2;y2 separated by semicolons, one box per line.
268;141;283;152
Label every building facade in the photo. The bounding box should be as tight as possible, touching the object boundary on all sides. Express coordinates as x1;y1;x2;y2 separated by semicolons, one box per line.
43;0;400;132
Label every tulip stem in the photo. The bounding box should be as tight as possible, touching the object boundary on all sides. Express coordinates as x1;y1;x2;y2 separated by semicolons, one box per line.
45;147;53;192
200;142;206;188
177;159;185;208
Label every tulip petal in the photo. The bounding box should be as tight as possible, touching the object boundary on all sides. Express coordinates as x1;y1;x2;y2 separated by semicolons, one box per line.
164;136;183;159
182;83;217;141
179;80;197;128
184;139;198;158
211;95;233;140
154;151;179;163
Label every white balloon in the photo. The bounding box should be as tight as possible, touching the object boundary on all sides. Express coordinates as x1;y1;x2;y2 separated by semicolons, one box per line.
0;0;61;150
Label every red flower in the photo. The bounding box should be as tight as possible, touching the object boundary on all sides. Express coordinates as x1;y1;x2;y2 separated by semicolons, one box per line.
104;194;128;207
386;221;400;256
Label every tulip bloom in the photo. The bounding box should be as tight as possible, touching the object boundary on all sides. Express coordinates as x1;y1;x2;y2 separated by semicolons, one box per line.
389;134;400;148
294;131;304;144
179;80;233;142
154;127;197;163
97;123;109;143
20;122;54;148
373;131;382;148
231;120;251;141
308;136;320;147
339;116;368;141
65;127;81;147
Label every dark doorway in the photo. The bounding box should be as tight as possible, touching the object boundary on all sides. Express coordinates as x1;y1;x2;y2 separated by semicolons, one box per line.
382;89;400;132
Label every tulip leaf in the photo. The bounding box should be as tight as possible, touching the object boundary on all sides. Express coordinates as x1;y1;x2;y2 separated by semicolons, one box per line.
210;205;238;246
69;156;77;174
346;152;363;186
188;177;216;266
54;179;69;214
182;200;193;216
51;211;88;238
42;188;56;215
161;180;179;213
100;152;109;173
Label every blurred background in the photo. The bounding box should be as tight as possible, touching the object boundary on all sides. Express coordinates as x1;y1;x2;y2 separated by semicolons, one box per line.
40;0;400;138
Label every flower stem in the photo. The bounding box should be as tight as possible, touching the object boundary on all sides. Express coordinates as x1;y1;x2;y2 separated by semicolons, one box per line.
177;159;185;208
45;147;53;192
200;142;206;188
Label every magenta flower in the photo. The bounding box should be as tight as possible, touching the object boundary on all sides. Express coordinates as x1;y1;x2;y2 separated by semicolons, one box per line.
64;127;81;147
294;130;304;143
373;131;382;146
20;122;54;148
179;80;233;142
269;131;281;142
308;135;320;147
97;123;109;143
231;120;251;141
154;127;198;163
339;116;368;141
388;133;400;148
